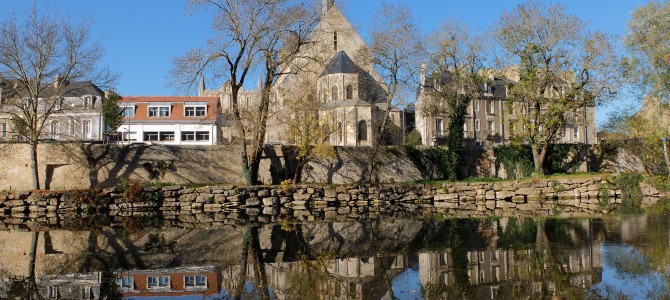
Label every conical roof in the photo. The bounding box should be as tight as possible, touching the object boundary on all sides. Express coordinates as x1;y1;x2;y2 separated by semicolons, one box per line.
321;51;359;76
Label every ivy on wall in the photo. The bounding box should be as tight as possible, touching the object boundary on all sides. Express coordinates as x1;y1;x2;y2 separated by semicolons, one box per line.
494;144;589;179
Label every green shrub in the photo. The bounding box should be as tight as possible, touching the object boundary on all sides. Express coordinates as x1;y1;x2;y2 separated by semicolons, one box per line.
612;172;644;214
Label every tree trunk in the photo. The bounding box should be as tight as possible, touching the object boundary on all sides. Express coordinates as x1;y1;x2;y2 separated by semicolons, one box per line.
531;143;548;177
248;83;272;185
30;142;40;190
663;138;670;180
27;232;38;279
234;227;251;300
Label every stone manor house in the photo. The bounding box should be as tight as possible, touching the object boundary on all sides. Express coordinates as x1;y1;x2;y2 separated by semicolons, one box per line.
0;0;597;148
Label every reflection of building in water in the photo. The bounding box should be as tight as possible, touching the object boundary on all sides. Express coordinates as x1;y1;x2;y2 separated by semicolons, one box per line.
116;266;220;298
418;244;603;299
0;272;101;300
221;255;407;300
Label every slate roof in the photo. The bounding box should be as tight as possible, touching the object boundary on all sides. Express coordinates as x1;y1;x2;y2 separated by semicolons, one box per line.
321;51;359;76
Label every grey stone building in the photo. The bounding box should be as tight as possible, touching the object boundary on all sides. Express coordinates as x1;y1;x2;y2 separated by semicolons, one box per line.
415;70;597;147
199;0;403;146
0;80;107;142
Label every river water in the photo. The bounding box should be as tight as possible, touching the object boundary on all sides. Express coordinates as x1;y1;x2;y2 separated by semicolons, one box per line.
0;211;669;299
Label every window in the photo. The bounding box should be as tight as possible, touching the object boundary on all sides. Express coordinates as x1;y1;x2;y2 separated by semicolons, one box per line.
475;120;480;131
70;119;78;136
147;275;170;289
118;277;134;289
50;121;59;139
573;127;579;140
48;286;58;298
122;131;137;142
338;122;343;142
488;100;495;114
123;106;135;118
159;132;175;141
487;120;494;133
84;96;92;108
184;275;207;288
182;131;196;141
333;31;338;50
82;286;92;299
357;120;367;141
196;131;210;141
474;101;480;111
346;85;353;99
144;132;159;141
1;122;6;138
185;106;207;117
149;106;170;117
82;120;91;139
435;118;443;137
331;86;339;101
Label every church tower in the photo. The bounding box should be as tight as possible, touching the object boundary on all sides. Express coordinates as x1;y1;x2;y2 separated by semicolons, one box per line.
322;0;334;14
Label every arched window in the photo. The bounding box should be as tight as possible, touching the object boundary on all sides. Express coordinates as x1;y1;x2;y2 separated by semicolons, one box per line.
357;120;368;141
333;31;338;50
331;86;339;101
346;85;353;100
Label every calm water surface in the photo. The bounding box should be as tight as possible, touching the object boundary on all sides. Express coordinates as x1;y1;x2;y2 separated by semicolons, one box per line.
1;212;669;300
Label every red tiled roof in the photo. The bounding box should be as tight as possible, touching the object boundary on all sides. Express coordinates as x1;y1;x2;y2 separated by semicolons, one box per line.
120;96;220;102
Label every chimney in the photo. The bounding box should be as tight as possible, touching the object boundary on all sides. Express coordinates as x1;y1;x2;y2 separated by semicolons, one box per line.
322;0;334;15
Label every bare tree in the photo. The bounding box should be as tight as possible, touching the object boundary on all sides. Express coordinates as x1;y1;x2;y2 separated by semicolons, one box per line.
624;1;670;179
494;2;620;176
170;0;319;185
281;82;336;183
0;6;116;189
365;3;423;182
420;19;488;180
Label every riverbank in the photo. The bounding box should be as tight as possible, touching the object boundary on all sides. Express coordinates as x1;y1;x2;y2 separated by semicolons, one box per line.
0;175;666;225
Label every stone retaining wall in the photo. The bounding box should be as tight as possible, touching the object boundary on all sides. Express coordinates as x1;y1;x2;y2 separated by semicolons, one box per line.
0;177;665;222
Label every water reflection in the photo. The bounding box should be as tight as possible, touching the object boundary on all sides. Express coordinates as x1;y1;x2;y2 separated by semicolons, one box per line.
0;213;669;299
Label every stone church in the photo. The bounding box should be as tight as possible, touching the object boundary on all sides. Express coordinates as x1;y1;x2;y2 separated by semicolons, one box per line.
199;0;403;146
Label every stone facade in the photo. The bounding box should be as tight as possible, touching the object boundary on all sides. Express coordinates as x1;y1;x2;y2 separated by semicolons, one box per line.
415;70;597;146
0;81;107;142
200;0;403;146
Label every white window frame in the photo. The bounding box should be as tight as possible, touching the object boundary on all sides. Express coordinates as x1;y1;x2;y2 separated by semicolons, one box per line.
82;120;91;139
195;131;210;141
50;121;59;139
488;100;495;114
184;275;207;289
474;100;480;112
184;105;207;117
123;106;135;118
148;105;171;117
147;275;170;289
574;127;579;140
435;118;443;137
487;120;494;133
118;276;134;289
83;96;92;108
475;119;480;131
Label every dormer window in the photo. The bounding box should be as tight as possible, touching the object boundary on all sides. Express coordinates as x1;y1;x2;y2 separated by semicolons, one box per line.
185;102;207;117
148;104;171;117
83;96;92;108
333;31;338;50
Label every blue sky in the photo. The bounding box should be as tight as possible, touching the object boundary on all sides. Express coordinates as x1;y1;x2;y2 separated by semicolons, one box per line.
0;0;650;126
